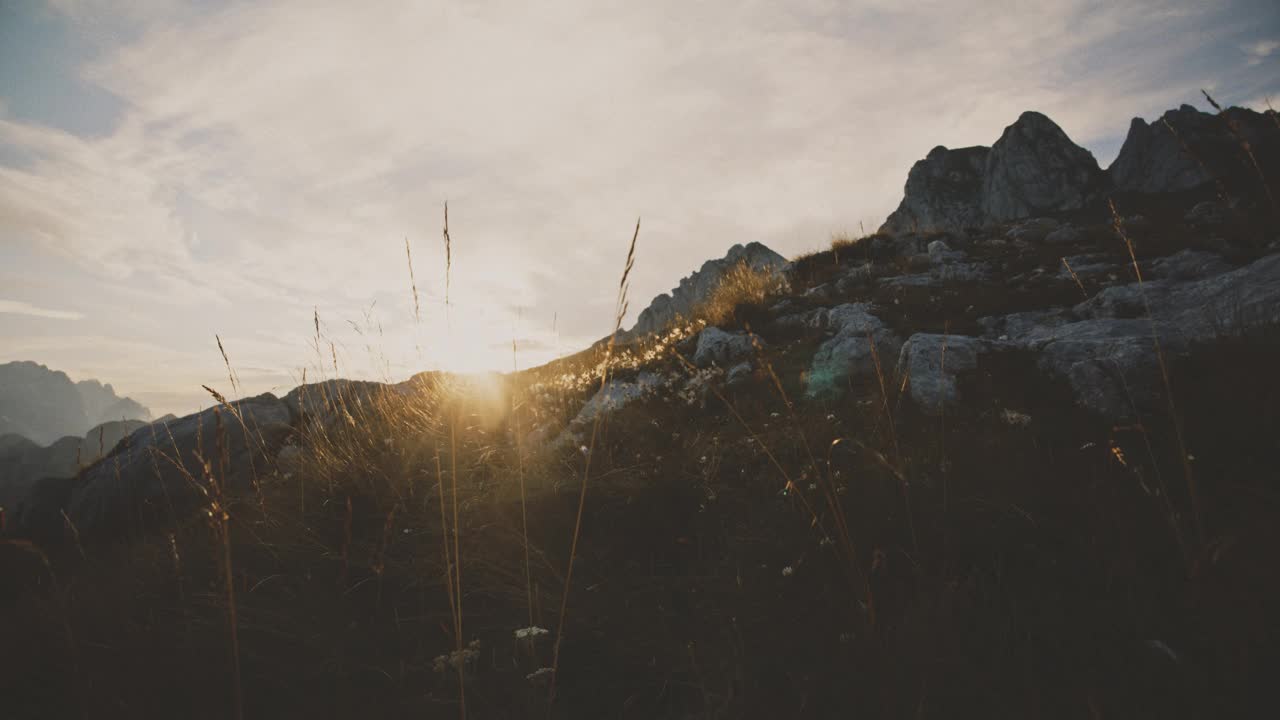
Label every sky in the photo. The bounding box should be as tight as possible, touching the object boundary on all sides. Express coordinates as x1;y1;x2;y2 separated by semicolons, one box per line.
2;0;1278;417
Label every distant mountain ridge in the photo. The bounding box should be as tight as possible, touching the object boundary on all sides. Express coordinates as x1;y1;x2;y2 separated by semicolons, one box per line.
0;361;151;446
880;103;1279;235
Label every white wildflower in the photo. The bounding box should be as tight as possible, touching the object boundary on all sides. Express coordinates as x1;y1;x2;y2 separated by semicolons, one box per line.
514;626;549;640
781;566;794;577
1000;409;1032;427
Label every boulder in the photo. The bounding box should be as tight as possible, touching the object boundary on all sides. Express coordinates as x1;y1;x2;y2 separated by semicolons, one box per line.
927;239;965;263
693;327;761;368
806;304;899;397
572;373;664;426
898;334;989;414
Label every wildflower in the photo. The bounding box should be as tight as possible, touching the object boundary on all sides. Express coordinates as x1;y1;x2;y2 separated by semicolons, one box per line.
781;566;795;577
1000;409;1032;427
514;626;549;640
579;445;589;456
432;639;482;673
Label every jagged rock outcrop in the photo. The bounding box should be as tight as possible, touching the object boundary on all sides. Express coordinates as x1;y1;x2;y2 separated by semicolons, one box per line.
880;146;990;234
981;112;1104;221
0;362;151;445
624;242;787;339
880;112;1101;234
880;104;1280;237
1108;104;1279;194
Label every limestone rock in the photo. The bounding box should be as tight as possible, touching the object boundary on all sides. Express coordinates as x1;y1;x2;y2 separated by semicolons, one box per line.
693;327;761;368
897;334;989;414
982;112;1104;222
625;242;787;339
1108;104;1280;194
880;146;990;235
806;304;899;397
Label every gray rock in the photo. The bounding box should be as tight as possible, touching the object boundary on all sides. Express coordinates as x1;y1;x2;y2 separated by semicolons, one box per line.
1149;249;1231;282
1058;254;1117;281
775;307;831;330
1044;225;1087;246
927;239;965;263
880;145;990;235
982;112;1104;222
806;304;899;397
624;242;787;339
1108;104;1279;194
573;373;664;426
897;334;988;414
693;327;761;368
1184;200;1229;228
1006;217;1061;243
992;253;1280;417
726;362;754;386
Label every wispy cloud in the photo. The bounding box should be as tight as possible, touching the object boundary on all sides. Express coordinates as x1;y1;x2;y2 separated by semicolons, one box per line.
0;299;83;320
1;0;1277;415
1244;38;1279;65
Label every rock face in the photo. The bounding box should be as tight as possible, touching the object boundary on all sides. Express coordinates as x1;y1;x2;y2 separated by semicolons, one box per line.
880;104;1280;237
986;253;1280;417
0;362;151;445
897;334;988;414
880;112;1100;234
981;112;1104;222
880;146;990;234
693;327;761;368
806;304;899;397
1108;104;1280;194
624;242;787;339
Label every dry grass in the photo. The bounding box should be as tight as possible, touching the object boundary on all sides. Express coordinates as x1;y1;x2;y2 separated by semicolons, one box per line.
693;259;789;327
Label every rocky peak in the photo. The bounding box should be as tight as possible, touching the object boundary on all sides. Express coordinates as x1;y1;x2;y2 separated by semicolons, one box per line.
879;111;1101;235
879;145;990;235
624;241;787;339
1108;103;1279;194
981;111;1104;222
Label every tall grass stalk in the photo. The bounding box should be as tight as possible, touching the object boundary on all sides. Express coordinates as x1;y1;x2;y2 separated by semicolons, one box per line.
548;218;639;711
1109;200;1203;548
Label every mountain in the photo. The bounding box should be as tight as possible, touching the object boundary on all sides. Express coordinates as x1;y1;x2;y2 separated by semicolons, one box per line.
0;418;149;525
880;103;1279;235
0;361;151;445
622;241;788;340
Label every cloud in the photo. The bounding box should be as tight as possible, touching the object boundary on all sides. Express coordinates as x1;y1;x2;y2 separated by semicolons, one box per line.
1244;38;1279;65
2;0;1278;415
0;299;83;320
